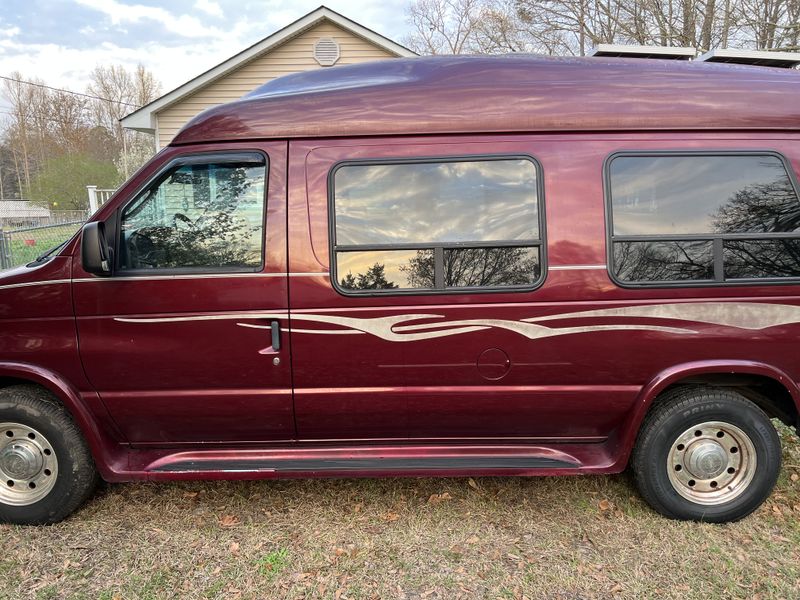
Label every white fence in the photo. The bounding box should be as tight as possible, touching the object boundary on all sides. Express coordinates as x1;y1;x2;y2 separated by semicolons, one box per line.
86;186;117;214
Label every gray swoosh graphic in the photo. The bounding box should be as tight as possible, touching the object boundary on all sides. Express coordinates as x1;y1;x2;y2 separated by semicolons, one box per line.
525;301;800;330
116;301;800;345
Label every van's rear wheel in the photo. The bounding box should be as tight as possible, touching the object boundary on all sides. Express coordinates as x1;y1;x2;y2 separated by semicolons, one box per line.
0;385;98;525
632;386;781;522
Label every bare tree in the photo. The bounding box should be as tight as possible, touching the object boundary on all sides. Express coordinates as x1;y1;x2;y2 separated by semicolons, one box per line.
405;0;799;54
739;0;800;49
405;0;487;54
2;72;40;193
87;65;134;146
47;91;90;154
88;64;161;178
0;64;161;203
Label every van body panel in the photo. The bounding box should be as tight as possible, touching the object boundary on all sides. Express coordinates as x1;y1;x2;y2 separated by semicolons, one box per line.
71;141;295;444
287;133;800;442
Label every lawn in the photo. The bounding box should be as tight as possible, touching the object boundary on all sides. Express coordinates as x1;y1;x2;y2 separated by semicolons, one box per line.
2;426;799;600
5;223;83;267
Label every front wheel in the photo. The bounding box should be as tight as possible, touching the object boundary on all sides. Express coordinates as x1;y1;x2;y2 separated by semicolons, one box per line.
632;386;781;523
0;385;99;525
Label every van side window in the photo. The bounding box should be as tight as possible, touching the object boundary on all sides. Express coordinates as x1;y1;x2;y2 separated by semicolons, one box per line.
119;155;266;271
331;157;544;293
607;152;800;285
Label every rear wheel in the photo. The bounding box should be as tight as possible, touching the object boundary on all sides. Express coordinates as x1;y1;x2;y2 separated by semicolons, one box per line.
632;386;781;522
0;385;98;525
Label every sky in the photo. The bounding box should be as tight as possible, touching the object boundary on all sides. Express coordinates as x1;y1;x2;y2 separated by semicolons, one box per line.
0;0;411;107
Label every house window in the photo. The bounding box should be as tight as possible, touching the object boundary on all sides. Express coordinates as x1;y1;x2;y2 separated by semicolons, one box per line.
119;154;267;271
607;152;800;285
330;156;545;293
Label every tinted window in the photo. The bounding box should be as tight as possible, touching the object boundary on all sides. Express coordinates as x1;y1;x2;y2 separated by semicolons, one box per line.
334;159;538;245
613;240;714;283
332;157;543;293
120;158;266;271
724;239;800;279
338;250;432;290
444;247;541;288
610;155;798;236
608;153;800;285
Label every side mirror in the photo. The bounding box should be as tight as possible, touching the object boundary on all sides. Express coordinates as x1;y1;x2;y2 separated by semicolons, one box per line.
81;222;111;276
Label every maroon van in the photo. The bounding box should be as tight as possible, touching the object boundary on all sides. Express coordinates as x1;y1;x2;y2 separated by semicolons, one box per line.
1;55;800;524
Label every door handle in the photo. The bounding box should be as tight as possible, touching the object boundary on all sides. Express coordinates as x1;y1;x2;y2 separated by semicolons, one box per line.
270;320;281;352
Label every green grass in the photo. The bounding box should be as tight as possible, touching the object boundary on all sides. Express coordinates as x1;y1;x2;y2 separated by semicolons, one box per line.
6;223;82;267
255;549;290;579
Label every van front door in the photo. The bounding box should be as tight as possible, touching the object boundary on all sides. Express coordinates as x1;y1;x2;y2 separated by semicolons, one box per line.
73;143;293;444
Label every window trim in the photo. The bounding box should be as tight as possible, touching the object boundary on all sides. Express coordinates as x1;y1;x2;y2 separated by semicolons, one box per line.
603;149;800;288
113;151;269;276
327;154;548;296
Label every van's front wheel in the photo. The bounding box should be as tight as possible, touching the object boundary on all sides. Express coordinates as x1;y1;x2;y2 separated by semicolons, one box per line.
0;385;98;525
632;386;781;523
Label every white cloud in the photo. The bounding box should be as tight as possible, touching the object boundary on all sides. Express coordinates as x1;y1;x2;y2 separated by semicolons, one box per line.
74;0;226;39
0;26;20;38
194;0;224;18
0;35;251;95
0;0;411;113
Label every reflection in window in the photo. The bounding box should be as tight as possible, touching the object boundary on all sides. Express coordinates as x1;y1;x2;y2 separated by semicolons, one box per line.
712;178;800;234
613;241;714;282
444;247;540;288
338;247;542;291
332;157;543;293
610;155;797;236
337;250;431;290
725;240;800;279
334;159;538;245
120;160;265;270
608;153;800;284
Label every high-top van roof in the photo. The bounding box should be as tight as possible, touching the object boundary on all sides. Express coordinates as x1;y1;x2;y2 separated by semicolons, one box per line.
172;54;800;145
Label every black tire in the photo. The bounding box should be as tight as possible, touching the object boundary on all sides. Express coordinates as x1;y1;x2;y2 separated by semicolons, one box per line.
632;386;781;523
0;385;99;525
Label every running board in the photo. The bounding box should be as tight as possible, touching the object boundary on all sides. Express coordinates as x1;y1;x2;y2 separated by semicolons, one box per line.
126;443;614;480
153;455;577;473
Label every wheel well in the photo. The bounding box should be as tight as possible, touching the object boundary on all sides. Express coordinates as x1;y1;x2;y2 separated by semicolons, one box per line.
0;377;35;390
660;373;799;428
0;378;66;412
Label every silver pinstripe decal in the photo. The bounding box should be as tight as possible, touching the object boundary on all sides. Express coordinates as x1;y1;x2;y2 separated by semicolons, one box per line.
0;279;71;291
113;302;800;344
0;273;327;291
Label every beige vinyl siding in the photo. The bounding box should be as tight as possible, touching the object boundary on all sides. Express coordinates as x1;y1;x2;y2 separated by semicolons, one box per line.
157;22;396;148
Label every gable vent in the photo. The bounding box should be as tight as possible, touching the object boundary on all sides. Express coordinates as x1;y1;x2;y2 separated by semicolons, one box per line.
314;38;340;66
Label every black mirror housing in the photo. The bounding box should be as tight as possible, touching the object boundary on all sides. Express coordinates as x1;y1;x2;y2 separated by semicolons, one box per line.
81;222;111;276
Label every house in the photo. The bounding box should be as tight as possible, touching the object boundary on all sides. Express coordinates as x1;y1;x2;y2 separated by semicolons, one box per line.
121;6;415;149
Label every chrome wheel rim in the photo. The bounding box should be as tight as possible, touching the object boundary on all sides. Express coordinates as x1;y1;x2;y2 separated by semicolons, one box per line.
667;421;756;506
0;422;58;506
